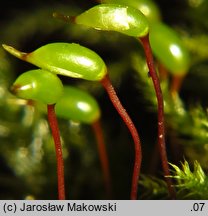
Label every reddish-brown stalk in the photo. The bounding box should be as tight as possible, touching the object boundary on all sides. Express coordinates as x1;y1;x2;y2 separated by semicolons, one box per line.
53;12;73;23
140;35;176;199
47;104;66;200
170;74;185;99
100;74;142;200
92;120;112;199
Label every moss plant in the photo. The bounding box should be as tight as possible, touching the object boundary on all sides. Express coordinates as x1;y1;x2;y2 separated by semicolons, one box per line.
2;42;142;200
53;4;175;198
2;0;208;199
10;69;65;200
98;1;191;97
55;85;112;198
100;0;162;23
169;160;208;199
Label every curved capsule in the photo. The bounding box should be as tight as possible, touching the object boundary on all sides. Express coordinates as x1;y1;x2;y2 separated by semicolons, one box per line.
2;43;107;81
73;4;149;37
101;0;161;23
55;86;100;124
11;69;63;104
149;23;190;74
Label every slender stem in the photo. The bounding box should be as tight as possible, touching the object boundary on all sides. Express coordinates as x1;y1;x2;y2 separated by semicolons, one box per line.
92;119;112;199
100;74;142;200
140;35;176;199
170;74;185;99
53;12;75;23
47;104;66;200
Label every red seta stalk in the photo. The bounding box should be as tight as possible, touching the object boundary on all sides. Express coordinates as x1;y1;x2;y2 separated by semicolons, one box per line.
170;74;185;99
47;104;66;200
100;74;142;200
92;120;112;199
140;35;176;199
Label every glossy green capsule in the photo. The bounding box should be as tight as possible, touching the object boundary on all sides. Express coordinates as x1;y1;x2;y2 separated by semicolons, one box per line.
73;4;149;37
149;22;190;74
55;86;101;124
101;0;161;23
11;69;63;105
2;43;107;81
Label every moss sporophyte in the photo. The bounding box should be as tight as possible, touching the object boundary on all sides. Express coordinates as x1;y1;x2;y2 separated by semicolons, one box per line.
2;0;208;200
10;68;112;199
98;0;162;23
10;69;65;200
2;43;106;81
99;0;190;98
55;86;112;198
52;3;175;199
3;42;142;200
2;1;190;199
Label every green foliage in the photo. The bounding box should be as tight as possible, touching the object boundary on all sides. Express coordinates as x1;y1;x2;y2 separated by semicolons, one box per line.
139;175;168;199
139;160;208;199
170;160;208;199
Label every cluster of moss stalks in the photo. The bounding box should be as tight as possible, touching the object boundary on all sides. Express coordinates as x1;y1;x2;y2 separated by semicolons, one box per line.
1;0;208;199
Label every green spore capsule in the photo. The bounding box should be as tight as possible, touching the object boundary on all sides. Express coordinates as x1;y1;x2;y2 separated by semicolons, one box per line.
2;43;107;81
149;23;190;75
101;0;161;23
73;4;149;37
55;86;101;124
11;69;63;105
